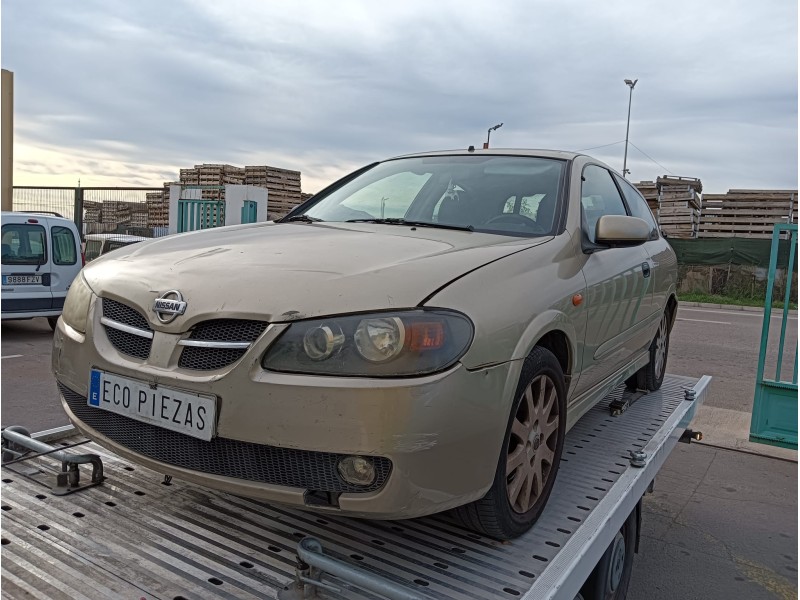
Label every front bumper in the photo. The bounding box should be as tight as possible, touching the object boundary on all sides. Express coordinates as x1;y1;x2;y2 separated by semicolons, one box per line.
53;302;519;519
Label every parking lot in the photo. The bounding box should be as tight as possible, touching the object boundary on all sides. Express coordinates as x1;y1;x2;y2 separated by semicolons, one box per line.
1;303;797;598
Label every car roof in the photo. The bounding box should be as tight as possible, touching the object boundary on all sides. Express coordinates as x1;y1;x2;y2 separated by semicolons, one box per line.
386;148;584;161
84;234;149;242
1;211;77;226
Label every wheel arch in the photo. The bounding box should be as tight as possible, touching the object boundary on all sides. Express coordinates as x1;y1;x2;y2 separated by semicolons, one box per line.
666;293;678;332
534;329;572;382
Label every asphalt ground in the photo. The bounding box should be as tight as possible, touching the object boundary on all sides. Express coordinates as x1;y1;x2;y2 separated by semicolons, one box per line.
1;305;797;599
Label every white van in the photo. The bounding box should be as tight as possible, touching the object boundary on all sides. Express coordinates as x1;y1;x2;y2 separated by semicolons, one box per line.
1;212;83;330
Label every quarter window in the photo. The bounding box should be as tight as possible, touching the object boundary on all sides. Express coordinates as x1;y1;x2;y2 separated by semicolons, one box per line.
580;165;628;243
52;226;77;265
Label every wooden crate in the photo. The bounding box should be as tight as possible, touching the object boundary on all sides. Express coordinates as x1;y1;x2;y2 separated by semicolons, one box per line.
699;190;797;239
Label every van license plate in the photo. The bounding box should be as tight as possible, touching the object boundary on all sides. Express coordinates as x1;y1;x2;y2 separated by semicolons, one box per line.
2;275;42;285
87;369;217;441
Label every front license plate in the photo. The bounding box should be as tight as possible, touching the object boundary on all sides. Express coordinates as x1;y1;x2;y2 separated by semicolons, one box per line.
88;369;216;441
2;274;42;285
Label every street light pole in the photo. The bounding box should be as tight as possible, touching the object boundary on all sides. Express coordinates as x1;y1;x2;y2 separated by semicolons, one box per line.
484;122;503;149
622;78;637;178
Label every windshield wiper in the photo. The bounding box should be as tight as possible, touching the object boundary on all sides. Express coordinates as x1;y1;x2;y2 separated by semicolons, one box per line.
284;214;324;223
345;218;473;232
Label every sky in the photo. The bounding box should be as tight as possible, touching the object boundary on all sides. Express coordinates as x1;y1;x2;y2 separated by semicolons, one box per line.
1;0;797;194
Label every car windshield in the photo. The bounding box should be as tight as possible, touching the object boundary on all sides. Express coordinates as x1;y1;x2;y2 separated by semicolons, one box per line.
301;155;566;236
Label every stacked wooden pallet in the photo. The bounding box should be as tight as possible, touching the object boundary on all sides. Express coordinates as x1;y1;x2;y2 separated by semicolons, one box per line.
83;201;102;223
699;190;798;239
177;165;246;202
101;201;131;226
655;176;702;238
245;166;302;216
633;181;659;213
146;191;169;227
130;203;150;228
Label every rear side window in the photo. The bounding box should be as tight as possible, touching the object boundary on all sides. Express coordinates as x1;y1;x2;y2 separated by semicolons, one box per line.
52;226;78;265
1;223;47;265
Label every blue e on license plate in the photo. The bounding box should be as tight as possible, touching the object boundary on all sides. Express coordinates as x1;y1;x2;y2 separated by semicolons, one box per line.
88;369;216;441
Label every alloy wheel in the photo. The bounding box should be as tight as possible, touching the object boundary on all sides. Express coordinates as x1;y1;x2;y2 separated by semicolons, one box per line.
506;374;560;513
654;314;668;380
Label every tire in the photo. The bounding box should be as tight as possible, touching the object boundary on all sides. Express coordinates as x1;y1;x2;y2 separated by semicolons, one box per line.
47;316;60;331
454;346;567;540
625;311;670;392
580;505;638;600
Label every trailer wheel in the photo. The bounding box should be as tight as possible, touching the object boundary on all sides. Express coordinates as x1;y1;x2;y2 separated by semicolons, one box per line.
626;311;670;392
454;346;566;540
580;505;638;600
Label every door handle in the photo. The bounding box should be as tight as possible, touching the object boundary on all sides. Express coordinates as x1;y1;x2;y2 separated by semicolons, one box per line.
642;261;651;278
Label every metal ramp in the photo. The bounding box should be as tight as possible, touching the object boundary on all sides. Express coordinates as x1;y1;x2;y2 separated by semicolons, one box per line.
1;375;709;600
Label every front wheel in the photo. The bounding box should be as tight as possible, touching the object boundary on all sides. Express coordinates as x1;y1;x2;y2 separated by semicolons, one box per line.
454;346;567;540
47;316;59;331
626;311;670;392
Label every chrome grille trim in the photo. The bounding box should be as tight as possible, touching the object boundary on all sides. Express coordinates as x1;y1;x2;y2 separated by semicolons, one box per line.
178;339;251;349
100;316;154;339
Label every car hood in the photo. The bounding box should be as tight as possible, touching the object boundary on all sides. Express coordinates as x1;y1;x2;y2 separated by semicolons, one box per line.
83;222;550;329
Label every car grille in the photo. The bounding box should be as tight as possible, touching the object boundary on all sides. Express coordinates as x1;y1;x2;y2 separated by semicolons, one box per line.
178;319;268;371
102;299;153;360
59;383;392;494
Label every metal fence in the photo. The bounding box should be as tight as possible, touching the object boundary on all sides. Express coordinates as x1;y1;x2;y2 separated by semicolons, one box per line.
12;187;167;240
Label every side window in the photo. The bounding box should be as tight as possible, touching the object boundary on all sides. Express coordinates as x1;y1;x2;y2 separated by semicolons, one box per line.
1;224;47;265
52;226;78;265
580;165;628;243
84;240;103;262
614;174;658;237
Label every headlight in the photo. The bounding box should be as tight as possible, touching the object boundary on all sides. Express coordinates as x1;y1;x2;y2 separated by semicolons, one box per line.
61;273;94;333
263;309;473;377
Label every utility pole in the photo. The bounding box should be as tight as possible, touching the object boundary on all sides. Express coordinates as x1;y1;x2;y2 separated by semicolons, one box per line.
2;69;13;211
622;78;637;178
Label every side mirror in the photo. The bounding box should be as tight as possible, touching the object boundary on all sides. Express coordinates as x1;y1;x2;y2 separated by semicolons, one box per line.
595;215;650;247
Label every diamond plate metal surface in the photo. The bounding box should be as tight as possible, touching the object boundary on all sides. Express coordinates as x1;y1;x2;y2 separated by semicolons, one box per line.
2;375;704;600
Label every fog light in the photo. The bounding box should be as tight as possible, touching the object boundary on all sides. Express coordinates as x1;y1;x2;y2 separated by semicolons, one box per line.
337;456;376;486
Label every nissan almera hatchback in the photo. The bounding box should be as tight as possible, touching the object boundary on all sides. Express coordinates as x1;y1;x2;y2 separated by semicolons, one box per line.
53;149;677;539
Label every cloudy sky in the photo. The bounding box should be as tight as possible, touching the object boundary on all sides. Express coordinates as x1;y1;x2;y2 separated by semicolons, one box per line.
2;0;797;193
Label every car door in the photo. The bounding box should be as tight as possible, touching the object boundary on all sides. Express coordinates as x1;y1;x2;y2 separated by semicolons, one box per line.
49;220;82;312
614;173;674;320
573;165;653;397
1;217;53;314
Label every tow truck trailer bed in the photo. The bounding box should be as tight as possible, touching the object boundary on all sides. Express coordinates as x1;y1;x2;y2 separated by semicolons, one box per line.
1;374;709;600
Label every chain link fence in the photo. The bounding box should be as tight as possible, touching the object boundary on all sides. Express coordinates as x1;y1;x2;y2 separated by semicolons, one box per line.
12;186;168;240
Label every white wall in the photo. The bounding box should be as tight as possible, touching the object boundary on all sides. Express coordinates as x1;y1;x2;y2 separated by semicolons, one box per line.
168;185;269;234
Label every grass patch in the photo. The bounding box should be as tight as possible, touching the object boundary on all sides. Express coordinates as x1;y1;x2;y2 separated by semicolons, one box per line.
678;292;797;310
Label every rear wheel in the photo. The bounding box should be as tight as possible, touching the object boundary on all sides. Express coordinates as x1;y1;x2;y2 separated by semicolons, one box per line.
47;317;59;331
454;346;566;540
626;311;670;392
580;504;638;599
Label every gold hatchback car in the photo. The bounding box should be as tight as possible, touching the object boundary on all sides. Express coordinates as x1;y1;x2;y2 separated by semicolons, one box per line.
53;149;677;540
